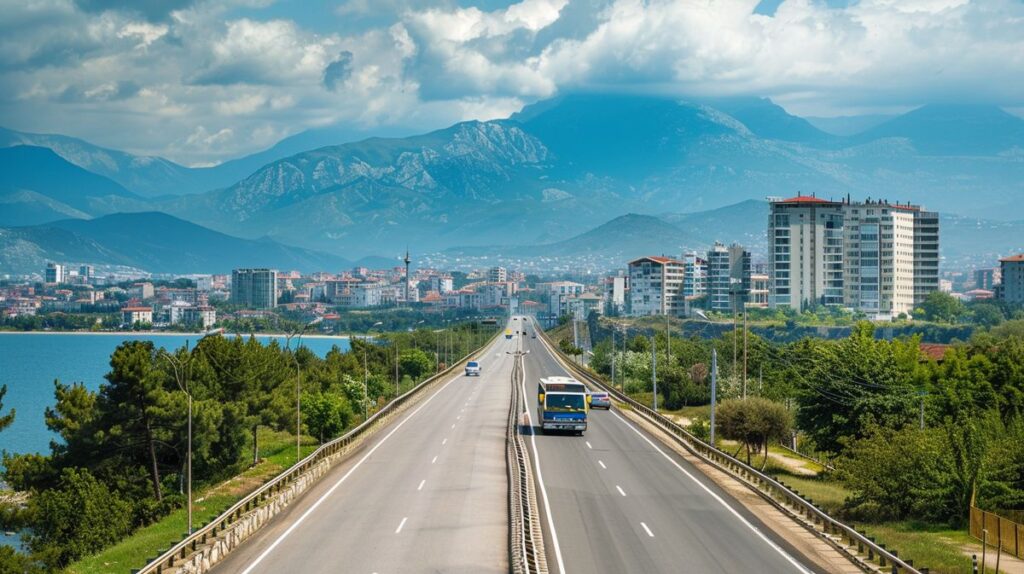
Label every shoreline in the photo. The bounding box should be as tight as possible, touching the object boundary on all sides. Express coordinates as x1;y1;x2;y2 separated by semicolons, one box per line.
0;330;353;340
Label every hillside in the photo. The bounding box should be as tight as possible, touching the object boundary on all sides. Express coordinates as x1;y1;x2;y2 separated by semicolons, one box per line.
0;212;350;275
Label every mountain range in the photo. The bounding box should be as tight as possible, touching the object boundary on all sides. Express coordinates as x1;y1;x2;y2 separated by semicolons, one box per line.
2;93;1023;275
0;212;350;275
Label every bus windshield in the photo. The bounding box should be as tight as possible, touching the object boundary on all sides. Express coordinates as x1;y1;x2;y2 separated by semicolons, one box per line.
545;394;586;412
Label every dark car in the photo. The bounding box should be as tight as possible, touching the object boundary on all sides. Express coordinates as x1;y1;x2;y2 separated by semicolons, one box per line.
589;392;611;409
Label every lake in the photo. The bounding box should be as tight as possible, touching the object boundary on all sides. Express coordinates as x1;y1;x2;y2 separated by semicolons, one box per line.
0;333;350;458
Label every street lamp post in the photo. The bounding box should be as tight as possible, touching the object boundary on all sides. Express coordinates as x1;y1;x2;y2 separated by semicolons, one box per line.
287;317;322;463
651;333;658;412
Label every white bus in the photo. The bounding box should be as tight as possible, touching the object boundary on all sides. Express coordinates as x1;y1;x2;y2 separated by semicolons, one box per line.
536;376;589;434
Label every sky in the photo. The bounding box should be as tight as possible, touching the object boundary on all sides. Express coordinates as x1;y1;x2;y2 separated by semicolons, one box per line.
1;0;1022;166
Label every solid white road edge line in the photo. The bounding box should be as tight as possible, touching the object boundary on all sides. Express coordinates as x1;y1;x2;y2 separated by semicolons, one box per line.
521;358;567;574
608;409;813;574
238;348;475;574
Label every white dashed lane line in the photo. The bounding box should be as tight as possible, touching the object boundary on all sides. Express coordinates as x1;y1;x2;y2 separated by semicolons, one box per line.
417;480;425;491
395;517;408;534
616;485;627;497
586;441;593;449
641;522;654;538
598;460;607;470
442;438;448;446
431;455;438;464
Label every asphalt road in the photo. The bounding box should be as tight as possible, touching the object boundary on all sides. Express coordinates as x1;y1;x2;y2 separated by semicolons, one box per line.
520;318;821;574
212;328;518;574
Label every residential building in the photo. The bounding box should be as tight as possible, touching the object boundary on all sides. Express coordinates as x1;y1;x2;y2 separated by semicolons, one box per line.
567;292;603;320
748;274;769;308
231;268;278;309
183;306;217;329
627;256;686;316
707;242;751;313
974;268;1001;291
768;196;845;310
768;195;939;318
681;251;707;301
78;265;94;283
603;274;628;315
430;274;453;293
129;282;155;300
45;263;65;284
121;306;153;325
1000;254;1024;304
487;266;507;283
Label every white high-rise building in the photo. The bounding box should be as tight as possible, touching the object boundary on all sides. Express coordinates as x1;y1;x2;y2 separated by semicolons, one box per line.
487;266;507;283
768;195;940;318
707;242;751;313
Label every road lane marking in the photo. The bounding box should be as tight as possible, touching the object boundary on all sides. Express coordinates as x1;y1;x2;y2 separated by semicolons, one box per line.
395;517;408;534
417;480;425;491
451;423;456;429
431;455;438;464
598;460;607;470
237;354;475;574
442;438;448;445
457;415;461;420
616;485;627;497
521;359;567;574
586;441;593;449
608;409;813;574
641;522;654;538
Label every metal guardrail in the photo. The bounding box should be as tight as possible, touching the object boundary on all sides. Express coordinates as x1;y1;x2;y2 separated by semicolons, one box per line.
508;351;547;574
138;330;501;574
533;320;926;574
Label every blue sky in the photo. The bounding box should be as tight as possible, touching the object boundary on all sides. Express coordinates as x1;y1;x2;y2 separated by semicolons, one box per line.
1;0;1022;165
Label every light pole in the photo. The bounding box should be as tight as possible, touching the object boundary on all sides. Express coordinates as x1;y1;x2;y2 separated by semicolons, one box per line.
159;343;193;535
651;333;658;412
286;316;322;463
710;348;718;446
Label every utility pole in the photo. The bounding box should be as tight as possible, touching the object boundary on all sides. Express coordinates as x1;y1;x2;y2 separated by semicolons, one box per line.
732;311;738;388
742;307;748;399
710;348;718;447
651;333;658;412
363;347;369;420
611;329;616;390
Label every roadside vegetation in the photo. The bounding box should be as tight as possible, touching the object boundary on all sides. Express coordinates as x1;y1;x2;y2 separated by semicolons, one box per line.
0;322;495;572
582;313;1024;574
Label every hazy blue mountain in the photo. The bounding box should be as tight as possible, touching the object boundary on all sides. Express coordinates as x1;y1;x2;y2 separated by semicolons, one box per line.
854;104;1024;155
806;114;896;136
0;212;350;275
702;97;833;144
0;146;148;221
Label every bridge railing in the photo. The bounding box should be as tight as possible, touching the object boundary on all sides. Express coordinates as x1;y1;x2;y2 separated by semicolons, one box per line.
137;329;501;574
534;321;926;574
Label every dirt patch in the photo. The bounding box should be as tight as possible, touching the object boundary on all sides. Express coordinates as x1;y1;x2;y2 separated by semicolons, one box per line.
960;544;1024;574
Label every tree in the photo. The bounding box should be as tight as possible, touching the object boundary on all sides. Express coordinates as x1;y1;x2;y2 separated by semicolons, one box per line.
398;348;434;381
28;467;133;569
0;384;13;433
99;341;174;501
918;292;966;323
715;398;792;467
302;391;353;443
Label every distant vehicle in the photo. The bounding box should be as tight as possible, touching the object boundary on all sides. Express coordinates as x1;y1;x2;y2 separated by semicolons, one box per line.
465;361;481;377
531;332;536;339
505;328;513;339
537;376;588;434
589;392;611;410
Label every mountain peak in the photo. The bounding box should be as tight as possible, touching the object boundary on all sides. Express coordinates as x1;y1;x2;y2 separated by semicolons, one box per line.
858;103;1024;155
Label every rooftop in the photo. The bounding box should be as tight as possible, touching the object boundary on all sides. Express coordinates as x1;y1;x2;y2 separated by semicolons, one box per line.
775;195;838;205
1000;254;1024;263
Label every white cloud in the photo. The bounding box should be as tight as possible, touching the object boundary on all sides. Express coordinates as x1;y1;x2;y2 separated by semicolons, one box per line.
1;0;1022;165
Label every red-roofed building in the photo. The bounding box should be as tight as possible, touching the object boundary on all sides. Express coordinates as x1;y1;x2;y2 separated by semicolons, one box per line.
628;256;686;316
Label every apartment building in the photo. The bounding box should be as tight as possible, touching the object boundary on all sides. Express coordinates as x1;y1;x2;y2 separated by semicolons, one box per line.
681;251;707;301
748;274;769;308
628;256;686;316
1001;254;1024;304
231;268;278;309
603;274;628;315
768;195;940;318
487;266;508;283
45;263;65;284
707;242;751;313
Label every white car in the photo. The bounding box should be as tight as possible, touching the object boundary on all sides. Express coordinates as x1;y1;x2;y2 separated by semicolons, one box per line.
465;361;481;376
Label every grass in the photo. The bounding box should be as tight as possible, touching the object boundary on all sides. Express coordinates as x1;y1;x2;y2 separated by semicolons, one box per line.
860;522;979;574
69;429;319;574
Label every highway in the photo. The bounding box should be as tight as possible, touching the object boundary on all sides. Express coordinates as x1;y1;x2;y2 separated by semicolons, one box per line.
212;329;517;574
520;318;821;574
